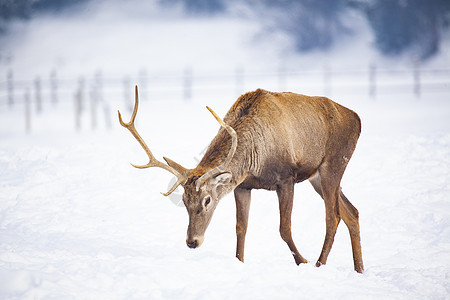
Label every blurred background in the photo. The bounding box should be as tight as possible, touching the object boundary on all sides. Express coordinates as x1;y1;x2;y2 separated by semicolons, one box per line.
0;0;449;135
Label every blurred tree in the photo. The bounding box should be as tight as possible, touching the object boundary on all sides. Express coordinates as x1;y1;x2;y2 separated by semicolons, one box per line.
0;0;88;20
31;0;89;13
249;0;349;52
161;0;225;15
0;0;89;33
0;0;32;34
0;0;33;20
1;0;449;60
365;0;450;59
185;0;225;14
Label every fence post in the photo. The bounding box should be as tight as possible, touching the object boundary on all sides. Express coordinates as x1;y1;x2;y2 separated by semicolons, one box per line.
25;89;31;133
74;78;84;131
414;60;421;98
7;70;13;107
79;76;85;112
90;83;97;130
95;71;103;103
369;63;377;99
51;70;58;105
35;76;42;113
184;66;193;101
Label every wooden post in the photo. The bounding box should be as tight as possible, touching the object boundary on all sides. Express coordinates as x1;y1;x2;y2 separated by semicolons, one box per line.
7;70;13;107
25;89;31;133
95;71;103;103
51;70;58;105
78;77;85;131
78;77;85;113
90;84;97;130
75;83;83;132
35;76;42;113
369;63;376;99
414;60;421;98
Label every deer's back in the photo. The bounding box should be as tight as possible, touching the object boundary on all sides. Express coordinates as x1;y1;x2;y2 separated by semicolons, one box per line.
226;89;361;189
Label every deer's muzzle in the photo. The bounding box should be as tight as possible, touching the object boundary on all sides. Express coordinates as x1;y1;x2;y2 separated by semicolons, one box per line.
186;236;204;249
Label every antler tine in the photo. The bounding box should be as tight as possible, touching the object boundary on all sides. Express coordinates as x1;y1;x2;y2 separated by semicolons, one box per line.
118;85;139;127
162;176;186;197
196;106;237;191
118;85;187;196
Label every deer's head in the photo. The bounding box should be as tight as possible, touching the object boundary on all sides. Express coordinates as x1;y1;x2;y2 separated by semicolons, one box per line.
118;86;237;249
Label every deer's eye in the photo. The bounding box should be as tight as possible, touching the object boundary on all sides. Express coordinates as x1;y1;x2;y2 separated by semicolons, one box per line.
204;196;211;207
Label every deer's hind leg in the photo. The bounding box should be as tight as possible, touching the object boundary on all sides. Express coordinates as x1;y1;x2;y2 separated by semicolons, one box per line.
309;170;364;273
338;190;364;273
309;168;341;269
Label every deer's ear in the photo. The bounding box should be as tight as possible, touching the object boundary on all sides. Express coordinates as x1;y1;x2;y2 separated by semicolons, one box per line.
163;157;190;177
210;172;233;199
211;172;232;186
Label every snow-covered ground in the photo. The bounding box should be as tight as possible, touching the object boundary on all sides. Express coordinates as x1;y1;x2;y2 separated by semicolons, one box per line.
1;2;450;299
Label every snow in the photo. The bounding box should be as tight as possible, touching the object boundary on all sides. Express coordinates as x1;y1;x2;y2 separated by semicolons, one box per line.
1;2;450;299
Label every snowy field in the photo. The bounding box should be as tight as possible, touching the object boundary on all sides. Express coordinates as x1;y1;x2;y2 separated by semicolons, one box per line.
1;3;450;299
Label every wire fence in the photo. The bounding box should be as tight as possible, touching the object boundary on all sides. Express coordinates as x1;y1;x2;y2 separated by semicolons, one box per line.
1;64;449;133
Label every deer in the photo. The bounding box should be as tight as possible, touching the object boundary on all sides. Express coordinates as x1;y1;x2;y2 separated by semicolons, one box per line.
118;86;364;273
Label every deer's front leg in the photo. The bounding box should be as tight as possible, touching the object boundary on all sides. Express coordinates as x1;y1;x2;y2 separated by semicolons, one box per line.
277;181;308;265
234;187;251;262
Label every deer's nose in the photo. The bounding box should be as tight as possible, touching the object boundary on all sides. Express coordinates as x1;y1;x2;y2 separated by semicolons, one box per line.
187;239;198;249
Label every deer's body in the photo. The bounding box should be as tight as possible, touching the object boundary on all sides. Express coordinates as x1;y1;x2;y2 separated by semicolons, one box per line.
119;87;364;273
198;89;360;190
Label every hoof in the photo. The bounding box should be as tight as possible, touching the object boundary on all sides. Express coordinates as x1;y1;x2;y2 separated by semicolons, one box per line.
355;264;364;274
295;258;308;265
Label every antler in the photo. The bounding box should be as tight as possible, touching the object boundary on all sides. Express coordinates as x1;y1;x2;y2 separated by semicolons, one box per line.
196;106;237;191
118;85;187;196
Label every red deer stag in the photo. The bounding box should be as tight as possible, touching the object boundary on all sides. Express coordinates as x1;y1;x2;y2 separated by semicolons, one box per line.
118;86;364;273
